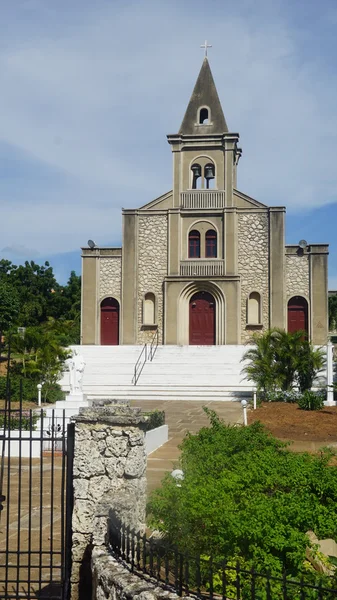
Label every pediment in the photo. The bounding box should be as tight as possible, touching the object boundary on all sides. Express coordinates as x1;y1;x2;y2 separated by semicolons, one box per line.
234;189;268;209
140;190;173;210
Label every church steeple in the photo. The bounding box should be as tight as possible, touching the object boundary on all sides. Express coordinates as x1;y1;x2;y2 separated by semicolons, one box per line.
179;57;228;135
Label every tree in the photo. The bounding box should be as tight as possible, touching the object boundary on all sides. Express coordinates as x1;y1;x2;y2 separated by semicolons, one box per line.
297;341;325;393
9;319;70;401
240;329;279;395
148;410;337;583
242;328;324;395
0;259;81;342
0;281;20;332
329;295;337;331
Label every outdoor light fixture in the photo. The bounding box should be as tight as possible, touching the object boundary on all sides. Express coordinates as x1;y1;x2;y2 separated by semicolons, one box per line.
298;239;308;250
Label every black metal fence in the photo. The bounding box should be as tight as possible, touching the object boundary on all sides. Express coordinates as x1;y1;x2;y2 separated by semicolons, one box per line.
109;523;337;600
0;383;74;600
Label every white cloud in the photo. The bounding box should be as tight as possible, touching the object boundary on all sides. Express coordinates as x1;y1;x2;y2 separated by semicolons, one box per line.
0;0;337;255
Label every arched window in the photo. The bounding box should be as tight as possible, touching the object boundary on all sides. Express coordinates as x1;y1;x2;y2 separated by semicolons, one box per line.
191;163;202;189
188;230;201;258
205;229;217;258
143;293;156;325
247;292;261;325
199;107;209;124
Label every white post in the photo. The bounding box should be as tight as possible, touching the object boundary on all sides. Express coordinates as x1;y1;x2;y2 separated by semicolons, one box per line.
241;399;248;426
326;341;335;406
37;383;42;407
253;389;257;410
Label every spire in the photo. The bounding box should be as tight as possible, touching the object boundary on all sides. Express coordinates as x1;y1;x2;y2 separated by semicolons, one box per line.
179;58;228;135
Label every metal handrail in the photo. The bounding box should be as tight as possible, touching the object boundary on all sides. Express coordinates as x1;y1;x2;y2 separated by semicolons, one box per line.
148;329;159;362
132;344;147;386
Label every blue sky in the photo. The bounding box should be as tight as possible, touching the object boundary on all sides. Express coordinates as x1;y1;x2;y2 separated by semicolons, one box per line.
1;0;337;285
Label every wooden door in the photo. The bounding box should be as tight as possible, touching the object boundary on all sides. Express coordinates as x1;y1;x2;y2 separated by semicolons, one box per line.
189;292;215;345
287;296;308;335
101;297;119;345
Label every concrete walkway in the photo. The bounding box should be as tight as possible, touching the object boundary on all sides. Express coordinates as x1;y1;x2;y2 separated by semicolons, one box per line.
130;400;242;494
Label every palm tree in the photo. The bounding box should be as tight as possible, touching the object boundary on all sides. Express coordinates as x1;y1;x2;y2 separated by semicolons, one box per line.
241;330;280;395
242;328;325;397
296;341;325;392
272;329;304;391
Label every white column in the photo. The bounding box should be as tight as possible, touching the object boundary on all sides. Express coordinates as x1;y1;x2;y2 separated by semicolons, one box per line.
326;341;335;406
241;399;248;426
37;383;42;407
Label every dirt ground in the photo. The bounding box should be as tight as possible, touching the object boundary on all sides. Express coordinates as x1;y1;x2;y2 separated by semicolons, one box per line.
248;402;337;443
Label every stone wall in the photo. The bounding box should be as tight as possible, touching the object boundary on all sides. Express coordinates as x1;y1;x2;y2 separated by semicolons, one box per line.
137;215;168;344
286;253;310;300
92;547;185;600
237;212;269;342
71;403;147;600
99;257;122;302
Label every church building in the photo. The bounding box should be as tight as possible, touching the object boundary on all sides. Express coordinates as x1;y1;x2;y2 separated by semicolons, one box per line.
81;58;328;347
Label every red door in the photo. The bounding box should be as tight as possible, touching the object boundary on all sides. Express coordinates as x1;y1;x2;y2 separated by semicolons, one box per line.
101;298;119;345
189;292;215;345
287;296;308;335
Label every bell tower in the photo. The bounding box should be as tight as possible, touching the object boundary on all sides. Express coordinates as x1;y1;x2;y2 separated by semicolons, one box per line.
167;57;241;209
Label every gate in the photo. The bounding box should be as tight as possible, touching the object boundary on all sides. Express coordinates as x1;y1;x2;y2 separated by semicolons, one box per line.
0;392;74;599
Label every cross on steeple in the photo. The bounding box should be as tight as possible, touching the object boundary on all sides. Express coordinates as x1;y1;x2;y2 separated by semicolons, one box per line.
200;40;212;57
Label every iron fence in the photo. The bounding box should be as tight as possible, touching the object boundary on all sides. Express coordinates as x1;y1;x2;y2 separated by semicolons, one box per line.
109;522;337;600
0;380;73;599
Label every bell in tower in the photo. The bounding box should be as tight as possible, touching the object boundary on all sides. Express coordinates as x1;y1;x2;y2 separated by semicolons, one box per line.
204;163;215;189
191;163;202;189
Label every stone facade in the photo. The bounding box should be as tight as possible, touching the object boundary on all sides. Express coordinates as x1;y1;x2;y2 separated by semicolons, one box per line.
99;257;122;301
80;57;328;346
237;212;269;342
71;403;147;600
286;253;310;300
137;215;168;344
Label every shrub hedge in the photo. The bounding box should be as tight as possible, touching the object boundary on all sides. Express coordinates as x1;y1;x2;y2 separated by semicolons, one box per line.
0;375;65;404
143;410;165;431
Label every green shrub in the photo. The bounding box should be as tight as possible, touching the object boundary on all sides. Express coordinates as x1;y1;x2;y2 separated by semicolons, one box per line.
143;410;165;431
242;329;325;395
0;375;65;404
263;389;300;403
148;409;337;584
0;410;40;430
297;390;324;411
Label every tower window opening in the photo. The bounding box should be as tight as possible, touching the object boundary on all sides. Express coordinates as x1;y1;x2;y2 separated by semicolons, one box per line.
199;108;209;124
205;229;217;258
188;230;201;258
191;163;202;189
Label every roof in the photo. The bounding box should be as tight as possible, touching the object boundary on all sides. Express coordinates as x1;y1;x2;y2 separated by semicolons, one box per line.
179;58;228;135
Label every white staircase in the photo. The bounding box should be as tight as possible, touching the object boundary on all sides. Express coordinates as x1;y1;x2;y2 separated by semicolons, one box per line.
58;345;253;403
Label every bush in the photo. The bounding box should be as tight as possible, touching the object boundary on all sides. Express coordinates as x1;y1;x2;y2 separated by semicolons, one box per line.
263;389;300;403
297;390;325;411
143;410;165;431
148;409;337;583
242;329;325;395
0;375;65;404
0;410;40;430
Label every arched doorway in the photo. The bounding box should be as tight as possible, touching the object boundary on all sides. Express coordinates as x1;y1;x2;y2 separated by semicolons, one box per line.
100;297;119;345
287;296;308;335
189;291;216;345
